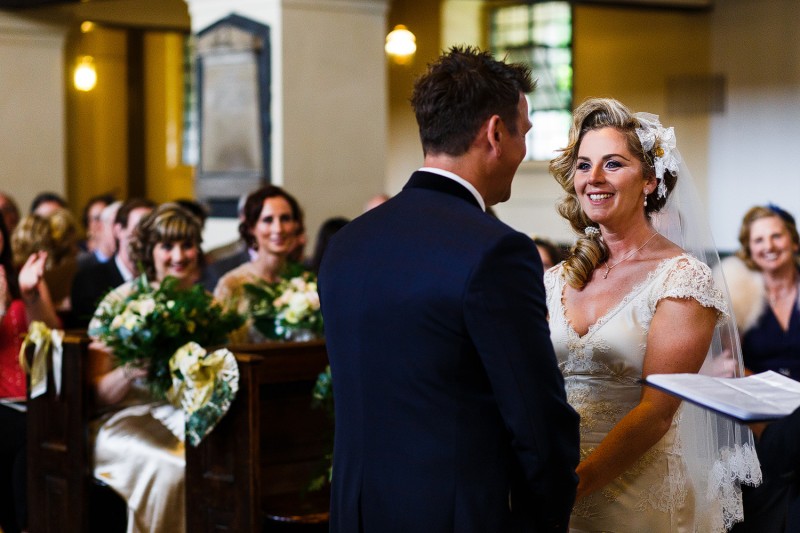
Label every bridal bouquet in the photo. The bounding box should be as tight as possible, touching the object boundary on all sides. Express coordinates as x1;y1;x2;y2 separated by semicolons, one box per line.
244;269;324;341
89;275;244;398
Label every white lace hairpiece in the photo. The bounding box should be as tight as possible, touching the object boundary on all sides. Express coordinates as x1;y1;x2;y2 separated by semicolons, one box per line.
634;112;680;200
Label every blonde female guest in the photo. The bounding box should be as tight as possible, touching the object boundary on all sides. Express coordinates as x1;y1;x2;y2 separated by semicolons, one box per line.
89;203;204;533
546;97;760;532
214;185;304;342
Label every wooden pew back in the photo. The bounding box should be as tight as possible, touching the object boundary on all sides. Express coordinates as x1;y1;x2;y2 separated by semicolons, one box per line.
26;333;91;533
185;339;332;532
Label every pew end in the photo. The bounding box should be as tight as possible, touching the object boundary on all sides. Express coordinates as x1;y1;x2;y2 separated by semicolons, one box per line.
186;339;332;532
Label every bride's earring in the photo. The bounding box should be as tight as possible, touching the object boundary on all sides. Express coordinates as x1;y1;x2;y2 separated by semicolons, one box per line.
643;189;648;207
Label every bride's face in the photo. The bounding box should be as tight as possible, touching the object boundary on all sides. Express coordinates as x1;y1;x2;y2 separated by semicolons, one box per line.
748;216;798;274
574;127;655;229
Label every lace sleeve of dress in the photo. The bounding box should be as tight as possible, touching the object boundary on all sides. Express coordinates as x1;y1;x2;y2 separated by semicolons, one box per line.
656;255;729;324
543;264;561;300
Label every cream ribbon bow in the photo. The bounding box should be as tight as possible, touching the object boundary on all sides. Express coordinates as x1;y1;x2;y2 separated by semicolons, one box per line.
166;342;239;446
19;321;64;399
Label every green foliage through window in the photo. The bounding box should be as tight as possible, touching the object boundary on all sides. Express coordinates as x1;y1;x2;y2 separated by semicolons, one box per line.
491;2;573;161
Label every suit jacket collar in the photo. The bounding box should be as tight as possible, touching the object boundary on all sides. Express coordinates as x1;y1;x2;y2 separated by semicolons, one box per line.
404;171;483;210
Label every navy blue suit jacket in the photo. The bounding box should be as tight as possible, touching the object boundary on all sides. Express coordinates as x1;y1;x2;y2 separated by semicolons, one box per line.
319;171;579;532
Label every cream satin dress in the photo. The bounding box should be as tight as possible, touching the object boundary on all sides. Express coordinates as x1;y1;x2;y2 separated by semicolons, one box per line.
545;255;728;532
90;281;186;533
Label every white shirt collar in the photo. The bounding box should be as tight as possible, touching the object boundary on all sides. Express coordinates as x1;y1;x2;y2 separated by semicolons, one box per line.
115;254;134;282
418;167;486;212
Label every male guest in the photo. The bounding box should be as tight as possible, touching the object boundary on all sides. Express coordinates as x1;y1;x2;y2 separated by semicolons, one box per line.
70;198;154;327
319;47;579;532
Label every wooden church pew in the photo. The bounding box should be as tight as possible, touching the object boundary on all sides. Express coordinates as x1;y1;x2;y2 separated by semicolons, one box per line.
25;332;92;533
26;334;332;532
185;339;332;532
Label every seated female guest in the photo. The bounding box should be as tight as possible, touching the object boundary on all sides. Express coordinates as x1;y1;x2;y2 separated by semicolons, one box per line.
88;203;204;533
720;205;800;532
214;185;304;342
0;214;60;533
12;208;80;314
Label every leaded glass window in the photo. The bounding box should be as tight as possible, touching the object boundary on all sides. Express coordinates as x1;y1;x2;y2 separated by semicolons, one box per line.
490;2;572;161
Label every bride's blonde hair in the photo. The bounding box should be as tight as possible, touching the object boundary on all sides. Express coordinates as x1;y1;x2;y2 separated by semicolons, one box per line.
550;98;678;289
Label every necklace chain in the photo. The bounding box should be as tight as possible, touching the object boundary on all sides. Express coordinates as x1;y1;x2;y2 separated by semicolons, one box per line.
602;232;659;279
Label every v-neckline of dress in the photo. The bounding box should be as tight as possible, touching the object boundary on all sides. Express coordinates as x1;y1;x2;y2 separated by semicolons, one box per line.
560;254;688;340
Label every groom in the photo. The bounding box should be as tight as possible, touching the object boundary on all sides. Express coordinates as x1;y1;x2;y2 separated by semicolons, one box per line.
319;46;579;532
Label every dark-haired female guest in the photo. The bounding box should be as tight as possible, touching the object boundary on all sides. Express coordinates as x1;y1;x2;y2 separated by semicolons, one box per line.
214;185;304;342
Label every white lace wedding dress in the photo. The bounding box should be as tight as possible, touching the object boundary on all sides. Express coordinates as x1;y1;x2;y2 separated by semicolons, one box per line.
545;254;755;532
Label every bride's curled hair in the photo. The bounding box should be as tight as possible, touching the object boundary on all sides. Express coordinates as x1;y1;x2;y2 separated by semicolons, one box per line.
550;98;678;289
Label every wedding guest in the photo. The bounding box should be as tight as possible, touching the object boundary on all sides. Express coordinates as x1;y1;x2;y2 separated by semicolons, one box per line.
80;193;116;260
29;191;67;217
720;204;800;532
89;200;122;267
320;46;579;532
531;235;562;270
70;199;154;328
88;203;204;533
0;192;20;233
0;214;60;533
307;217;349;274
203;194;251;290
213;185;304;342
363;193;389;212
547;97;759;530
12;208;80;313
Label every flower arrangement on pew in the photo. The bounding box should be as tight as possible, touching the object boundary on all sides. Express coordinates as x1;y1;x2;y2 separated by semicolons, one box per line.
244;268;324;342
89;275;244;399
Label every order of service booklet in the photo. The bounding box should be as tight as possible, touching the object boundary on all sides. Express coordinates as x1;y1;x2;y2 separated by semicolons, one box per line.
645;370;800;423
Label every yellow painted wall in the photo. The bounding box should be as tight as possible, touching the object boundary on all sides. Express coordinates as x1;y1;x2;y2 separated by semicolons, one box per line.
67;27;193;215
144;32;193;204
66;26;128;215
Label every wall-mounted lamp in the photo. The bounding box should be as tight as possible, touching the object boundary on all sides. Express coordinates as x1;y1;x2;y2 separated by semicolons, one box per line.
74;55;97;92
385;25;416;65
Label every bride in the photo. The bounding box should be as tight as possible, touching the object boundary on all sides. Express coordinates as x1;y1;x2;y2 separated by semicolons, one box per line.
546;97;760;531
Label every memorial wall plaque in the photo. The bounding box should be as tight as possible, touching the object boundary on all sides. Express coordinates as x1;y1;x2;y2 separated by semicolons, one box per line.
195;15;271;217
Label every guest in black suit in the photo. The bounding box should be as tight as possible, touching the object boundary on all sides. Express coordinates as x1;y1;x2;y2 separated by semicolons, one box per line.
319;46;579;533
70;198;154;327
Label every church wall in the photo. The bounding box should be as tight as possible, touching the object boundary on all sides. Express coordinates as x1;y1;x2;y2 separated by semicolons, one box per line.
0;13;66;215
709;0;800;251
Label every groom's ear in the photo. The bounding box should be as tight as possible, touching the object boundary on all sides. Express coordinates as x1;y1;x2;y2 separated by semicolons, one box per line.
486;115;502;155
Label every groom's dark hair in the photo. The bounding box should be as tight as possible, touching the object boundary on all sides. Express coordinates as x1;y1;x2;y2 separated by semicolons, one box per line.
411;45;535;157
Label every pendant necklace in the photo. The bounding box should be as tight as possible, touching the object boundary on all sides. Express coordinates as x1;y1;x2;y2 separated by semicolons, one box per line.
602;232;659;279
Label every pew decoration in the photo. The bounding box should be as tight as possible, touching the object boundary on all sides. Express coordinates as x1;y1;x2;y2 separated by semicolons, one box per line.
89;274;244;399
166;341;239;446
244;269;324;341
19;321;64;399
